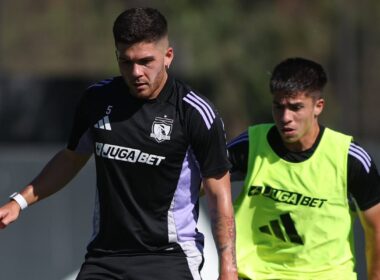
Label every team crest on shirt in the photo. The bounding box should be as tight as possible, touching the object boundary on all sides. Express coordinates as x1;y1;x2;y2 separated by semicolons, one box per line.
150;116;173;143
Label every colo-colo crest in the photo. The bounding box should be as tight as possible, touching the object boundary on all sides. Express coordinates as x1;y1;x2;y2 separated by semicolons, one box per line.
150;116;173;143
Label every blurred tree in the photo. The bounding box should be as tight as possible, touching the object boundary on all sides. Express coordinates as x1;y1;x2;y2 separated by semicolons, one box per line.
164;0;339;137
0;0;380;142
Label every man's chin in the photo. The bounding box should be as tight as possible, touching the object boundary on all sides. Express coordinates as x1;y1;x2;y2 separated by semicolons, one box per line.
281;134;299;144
130;89;150;99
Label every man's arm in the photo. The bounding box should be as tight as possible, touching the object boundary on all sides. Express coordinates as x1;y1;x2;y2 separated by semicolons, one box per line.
0;148;91;229
359;203;380;280
347;141;380;279
203;171;238;280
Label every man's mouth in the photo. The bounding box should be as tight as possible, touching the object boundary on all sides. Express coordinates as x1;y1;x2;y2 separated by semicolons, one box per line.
133;82;147;90
281;127;295;135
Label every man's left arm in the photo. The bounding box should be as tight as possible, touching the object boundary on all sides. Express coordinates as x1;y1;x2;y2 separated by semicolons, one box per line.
203;171;238;280
359;203;380;280
348;141;380;279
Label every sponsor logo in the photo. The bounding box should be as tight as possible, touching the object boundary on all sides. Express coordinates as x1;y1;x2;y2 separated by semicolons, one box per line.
150;116;173;143
248;185;327;208
259;213;303;245
95;142;165;166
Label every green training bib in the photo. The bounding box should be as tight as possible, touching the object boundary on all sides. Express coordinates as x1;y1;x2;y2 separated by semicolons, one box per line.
234;124;356;280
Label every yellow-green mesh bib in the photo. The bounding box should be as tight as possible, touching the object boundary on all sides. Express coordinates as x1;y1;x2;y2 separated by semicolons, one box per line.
234;124;356;280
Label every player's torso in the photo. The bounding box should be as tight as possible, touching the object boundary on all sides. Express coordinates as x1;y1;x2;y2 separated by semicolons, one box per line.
234;124;356;279
86;77;201;252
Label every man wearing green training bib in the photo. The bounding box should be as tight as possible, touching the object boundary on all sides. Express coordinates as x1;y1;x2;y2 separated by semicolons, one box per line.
228;58;380;280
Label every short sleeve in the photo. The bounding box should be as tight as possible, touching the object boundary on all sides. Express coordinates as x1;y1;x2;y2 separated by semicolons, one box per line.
184;92;231;178
348;142;380;210
67;90;94;154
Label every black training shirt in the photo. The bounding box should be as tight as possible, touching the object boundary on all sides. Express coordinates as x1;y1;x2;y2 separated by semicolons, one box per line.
67;75;231;256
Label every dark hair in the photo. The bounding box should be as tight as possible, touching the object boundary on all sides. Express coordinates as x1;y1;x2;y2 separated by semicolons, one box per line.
270;57;327;97
113;8;168;45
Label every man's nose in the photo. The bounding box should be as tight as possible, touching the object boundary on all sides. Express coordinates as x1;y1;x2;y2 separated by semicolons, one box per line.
281;109;292;124
131;63;143;77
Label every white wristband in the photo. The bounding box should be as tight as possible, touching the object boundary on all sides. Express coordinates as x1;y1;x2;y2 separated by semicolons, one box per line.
9;192;28;210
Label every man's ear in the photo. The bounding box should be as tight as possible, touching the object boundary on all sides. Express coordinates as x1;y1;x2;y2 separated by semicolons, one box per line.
164;47;174;69
314;98;325;117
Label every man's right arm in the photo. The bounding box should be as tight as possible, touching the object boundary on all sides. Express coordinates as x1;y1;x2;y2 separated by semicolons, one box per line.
0;148;91;229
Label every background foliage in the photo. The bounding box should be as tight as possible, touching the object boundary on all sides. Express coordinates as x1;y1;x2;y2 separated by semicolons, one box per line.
1;0;380;141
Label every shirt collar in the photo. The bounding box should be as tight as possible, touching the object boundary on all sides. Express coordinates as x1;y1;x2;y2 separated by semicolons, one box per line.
150;74;174;103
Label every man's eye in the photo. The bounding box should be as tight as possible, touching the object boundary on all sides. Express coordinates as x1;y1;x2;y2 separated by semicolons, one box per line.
140;59;153;66
291;105;303;111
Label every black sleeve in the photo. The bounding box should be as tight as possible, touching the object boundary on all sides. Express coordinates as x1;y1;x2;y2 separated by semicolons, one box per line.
227;131;249;175
66;89;94;154
348;141;380;210
186;95;231;178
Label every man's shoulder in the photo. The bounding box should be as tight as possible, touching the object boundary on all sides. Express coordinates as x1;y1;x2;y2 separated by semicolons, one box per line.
250;123;275;131
348;141;374;174
228;130;249;149
324;126;353;139
228;123;274;147
78;77;125;104
322;127;374;174
172;78;214;106
87;76;121;89
171;78;219;129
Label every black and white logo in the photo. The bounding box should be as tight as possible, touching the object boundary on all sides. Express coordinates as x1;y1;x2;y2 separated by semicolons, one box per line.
259;213;303;245
94;105;113;131
150;116;173;143
94;116;112;131
95;142;165;166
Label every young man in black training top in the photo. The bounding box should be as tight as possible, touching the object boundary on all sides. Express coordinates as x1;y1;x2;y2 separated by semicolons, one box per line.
0;8;237;280
228;57;380;280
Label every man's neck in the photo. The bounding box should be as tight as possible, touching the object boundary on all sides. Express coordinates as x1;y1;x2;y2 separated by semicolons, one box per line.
283;123;321;152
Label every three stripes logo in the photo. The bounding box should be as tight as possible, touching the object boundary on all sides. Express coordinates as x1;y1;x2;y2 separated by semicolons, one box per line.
348;143;372;173
94;116;112;131
183;91;215;130
259;213;303;245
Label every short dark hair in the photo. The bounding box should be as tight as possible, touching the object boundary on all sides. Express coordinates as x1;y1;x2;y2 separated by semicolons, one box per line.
270;57;327;98
113;8;168;45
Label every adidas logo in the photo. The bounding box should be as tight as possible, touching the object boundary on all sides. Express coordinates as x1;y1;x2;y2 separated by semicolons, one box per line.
94;116;112;131
259;213;303;245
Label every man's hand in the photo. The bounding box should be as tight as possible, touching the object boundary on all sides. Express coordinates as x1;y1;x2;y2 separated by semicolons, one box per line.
0;148;91;230
0;200;21;229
